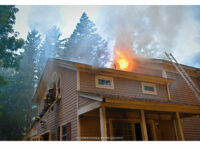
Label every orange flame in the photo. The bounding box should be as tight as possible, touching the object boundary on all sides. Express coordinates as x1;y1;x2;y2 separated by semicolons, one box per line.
114;49;135;72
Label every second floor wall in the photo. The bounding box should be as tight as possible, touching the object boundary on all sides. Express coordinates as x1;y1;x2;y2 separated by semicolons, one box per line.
79;69;200;105
79;71;169;102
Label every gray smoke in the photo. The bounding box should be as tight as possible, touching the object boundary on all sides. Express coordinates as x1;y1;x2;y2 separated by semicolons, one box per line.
98;6;192;58
28;6;63;34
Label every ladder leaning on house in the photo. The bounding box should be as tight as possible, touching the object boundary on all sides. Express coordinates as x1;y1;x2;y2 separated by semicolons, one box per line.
165;52;200;101
24;97;60;140
32;97;61;127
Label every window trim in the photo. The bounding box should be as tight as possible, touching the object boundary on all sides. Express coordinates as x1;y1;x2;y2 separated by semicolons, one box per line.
95;75;114;89
59;122;72;141
141;82;157;95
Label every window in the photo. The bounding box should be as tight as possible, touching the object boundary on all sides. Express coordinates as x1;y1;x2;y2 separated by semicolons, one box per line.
50;72;61;97
142;82;157;95
95;75;114;89
61;122;71;141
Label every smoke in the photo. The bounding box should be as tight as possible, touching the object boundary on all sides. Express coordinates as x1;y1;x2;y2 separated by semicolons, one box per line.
98;6;193;59
28;6;63;34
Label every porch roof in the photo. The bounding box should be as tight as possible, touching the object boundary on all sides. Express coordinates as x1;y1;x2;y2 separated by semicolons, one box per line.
78;91;200;114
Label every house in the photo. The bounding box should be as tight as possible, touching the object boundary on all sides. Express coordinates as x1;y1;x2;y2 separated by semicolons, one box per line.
25;58;200;141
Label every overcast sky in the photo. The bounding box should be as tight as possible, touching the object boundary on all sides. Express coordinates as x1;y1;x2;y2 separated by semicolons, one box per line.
13;5;200;68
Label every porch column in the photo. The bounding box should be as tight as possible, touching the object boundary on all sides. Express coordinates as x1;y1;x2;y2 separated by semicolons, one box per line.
77;116;81;141
99;106;107;141
140;110;148;141
175;112;185;140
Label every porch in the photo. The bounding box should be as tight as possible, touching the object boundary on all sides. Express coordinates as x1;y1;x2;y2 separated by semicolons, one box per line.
78;98;200;141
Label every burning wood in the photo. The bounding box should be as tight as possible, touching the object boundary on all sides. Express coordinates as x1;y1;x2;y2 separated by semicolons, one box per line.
113;48;137;72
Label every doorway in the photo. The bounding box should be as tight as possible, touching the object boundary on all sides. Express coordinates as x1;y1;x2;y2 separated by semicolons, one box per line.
109;119;142;141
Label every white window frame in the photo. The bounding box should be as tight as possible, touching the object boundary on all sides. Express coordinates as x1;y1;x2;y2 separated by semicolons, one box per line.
95;75;114;89
141;82;157;95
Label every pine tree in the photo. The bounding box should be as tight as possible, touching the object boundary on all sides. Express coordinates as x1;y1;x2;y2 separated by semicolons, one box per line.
62;12;110;67
20;29;42;132
37;26;62;78
0;29;42;140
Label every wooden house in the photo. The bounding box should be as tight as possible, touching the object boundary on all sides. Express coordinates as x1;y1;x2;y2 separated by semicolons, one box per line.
25;58;200;141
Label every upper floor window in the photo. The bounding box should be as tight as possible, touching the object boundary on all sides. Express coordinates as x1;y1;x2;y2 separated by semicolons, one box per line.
95;75;114;89
141;82;157;95
50;72;61;96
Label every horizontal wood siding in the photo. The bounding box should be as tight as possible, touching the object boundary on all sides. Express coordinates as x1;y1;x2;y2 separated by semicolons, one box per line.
37;96;59;140
36;68;78;141
166;71;200;105
181;116;200;140
58;69;78;141
79;71;168;102
166;71;200;140
80;116;101;141
78;96;96;109
134;65;162;78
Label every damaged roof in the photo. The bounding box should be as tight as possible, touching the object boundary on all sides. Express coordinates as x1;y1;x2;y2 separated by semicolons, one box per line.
32;58;200;103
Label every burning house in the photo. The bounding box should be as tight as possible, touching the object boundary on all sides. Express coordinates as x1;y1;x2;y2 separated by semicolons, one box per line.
24;48;200;141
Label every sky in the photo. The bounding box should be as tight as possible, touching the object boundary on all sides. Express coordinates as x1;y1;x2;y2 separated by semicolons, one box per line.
13;5;200;68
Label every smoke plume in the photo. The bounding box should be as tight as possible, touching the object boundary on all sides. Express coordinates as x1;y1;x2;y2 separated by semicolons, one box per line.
28;6;63;34
98;6;193;58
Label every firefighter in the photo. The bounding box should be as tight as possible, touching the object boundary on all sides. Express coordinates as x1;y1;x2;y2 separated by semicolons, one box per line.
35;88;56;121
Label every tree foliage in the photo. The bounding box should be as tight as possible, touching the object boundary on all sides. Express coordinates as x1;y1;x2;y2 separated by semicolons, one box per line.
0;30;42;140
0;11;110;140
0;6;24;70
36;26;62;78
0;6;24;139
61;12;110;67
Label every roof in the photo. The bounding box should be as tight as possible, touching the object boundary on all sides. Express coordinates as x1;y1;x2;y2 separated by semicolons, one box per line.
32;57;200;103
77;90;199;106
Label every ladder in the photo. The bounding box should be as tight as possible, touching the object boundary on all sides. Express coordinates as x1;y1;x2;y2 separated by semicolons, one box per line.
32;97;61;128
165;52;200;101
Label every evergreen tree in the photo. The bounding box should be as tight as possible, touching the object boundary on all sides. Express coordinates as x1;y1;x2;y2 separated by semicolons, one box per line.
0;68;26;140
0;6;24;139
19;29;42;132
0;6;24;87
0;30;42;140
62;12;110;67
37;26;62;78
